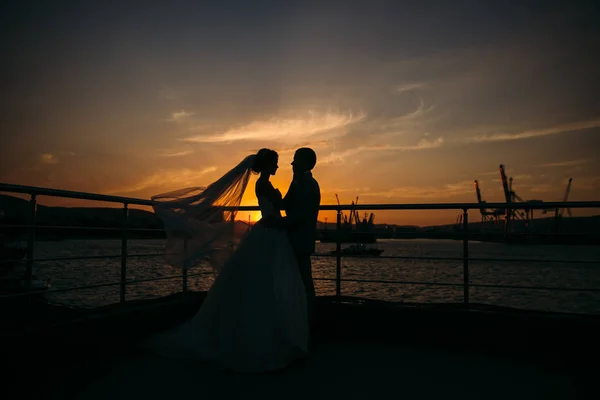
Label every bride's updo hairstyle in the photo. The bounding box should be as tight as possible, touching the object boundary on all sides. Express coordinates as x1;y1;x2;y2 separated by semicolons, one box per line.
251;148;278;174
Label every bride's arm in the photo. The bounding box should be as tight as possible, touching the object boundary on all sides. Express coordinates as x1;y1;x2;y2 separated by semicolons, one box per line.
258;197;285;229
258;180;284;210
256;181;284;228
271;188;284;210
281;181;293;212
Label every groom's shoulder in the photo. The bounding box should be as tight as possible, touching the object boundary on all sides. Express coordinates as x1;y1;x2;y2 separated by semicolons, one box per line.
299;172;319;190
308;174;320;191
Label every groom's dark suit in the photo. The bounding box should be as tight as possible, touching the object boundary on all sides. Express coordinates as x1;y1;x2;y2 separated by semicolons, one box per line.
282;171;321;326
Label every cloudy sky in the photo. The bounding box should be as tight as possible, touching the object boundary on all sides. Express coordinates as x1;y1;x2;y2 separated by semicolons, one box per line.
1;1;598;225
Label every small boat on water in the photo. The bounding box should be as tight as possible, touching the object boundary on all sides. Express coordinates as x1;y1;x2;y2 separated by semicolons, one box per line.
329;243;384;257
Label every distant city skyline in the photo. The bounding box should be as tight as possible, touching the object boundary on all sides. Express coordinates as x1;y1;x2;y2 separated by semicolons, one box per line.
1;1;599;225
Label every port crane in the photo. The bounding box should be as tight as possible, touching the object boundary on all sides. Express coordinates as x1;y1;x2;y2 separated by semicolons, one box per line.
541;178;573;219
359;211;375;231
556;178;573;218
499;164;531;233
544;178;573;232
334;194;347;226
500;165;550;232
351;196;360;227
335;194;365;231
367;212;375;225
473;180;503;228
511;176;546;229
351;196;374;231
331;194;377;243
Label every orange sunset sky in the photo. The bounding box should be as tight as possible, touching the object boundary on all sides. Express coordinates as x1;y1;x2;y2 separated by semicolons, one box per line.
1;1;599;226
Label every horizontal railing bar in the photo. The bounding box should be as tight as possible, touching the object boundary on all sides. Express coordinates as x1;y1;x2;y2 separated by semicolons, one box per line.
318;254;600;264
3;275;598;300
5;224;598;240
312;254;464;260
115;273;206;286
5;226;600;235
343;255;464;261
1;183;599;210
469;282;600;292
0;224;165;232
3;225;600;237
0;224;115;231
0;184;154;206
0;253;167;264
0;273;205;299
329;278;463;287
318;277;600;292
0;281;122;298
315;276;464;287
2;253;598;265
468;257;600;264
315;254;466;261
319;202;600;211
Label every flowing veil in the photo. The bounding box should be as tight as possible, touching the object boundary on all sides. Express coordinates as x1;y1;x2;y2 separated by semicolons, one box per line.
151;154;256;275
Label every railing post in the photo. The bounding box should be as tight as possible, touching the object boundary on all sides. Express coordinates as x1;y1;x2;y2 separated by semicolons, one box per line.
182;238;188;292
230;211;236;251
335;208;342;300
462;208;469;306
25;194;37;292
120;203;129;303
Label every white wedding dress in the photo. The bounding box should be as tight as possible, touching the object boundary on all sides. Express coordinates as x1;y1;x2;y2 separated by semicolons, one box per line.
144;181;308;373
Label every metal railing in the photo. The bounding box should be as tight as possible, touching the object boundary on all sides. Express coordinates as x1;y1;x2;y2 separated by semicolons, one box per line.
1;183;599;308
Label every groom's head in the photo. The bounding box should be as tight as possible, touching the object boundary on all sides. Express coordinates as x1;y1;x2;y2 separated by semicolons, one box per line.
292;147;317;174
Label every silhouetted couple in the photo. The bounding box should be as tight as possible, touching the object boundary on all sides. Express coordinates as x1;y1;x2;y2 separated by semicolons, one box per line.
147;148;321;373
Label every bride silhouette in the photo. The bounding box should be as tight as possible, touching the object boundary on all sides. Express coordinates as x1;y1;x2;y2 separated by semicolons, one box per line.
146;148;310;372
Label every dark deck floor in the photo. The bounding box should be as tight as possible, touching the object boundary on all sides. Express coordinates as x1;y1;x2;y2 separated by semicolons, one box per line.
77;341;583;400
4;293;598;399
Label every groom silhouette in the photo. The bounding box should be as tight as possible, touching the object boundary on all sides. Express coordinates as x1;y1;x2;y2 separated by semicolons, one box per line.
282;148;321;328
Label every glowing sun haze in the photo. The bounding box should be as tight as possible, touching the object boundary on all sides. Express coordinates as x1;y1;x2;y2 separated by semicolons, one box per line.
1;1;599;225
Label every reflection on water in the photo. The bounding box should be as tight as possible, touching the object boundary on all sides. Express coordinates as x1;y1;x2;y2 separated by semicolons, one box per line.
32;239;600;314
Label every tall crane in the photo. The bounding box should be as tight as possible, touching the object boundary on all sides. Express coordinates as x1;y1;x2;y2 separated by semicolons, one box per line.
367;213;375;225
499;164;529;233
510;175;544;228
475;179;484;204
499;165;512;204
335;193;346;226
556;178;573;218
336;194;365;231
353;196;360;226
541;178;573;231
473;180;502;227
499;164;514;233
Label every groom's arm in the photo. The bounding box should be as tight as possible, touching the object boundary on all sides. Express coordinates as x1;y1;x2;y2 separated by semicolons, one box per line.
281;181;294;212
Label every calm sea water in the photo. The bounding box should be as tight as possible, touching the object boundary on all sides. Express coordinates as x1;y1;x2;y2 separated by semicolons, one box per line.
31;239;600;314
